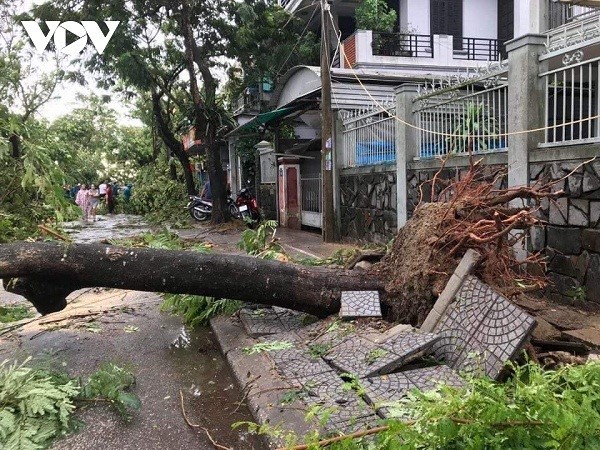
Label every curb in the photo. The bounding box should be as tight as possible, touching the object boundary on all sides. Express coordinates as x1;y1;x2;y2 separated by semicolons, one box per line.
210;315;313;449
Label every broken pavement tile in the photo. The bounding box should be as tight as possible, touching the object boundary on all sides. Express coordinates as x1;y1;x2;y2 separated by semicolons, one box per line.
362;365;464;418
323;331;440;379
340;291;382;319
432;276;536;379
238;307;288;337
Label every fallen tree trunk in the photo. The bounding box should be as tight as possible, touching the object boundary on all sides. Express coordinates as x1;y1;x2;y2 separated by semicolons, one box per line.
0;242;384;316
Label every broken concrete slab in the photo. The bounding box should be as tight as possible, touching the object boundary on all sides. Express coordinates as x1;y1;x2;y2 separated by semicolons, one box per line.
322;331;440;379
362;365;465;418
562;328;600;349
432;276;536;379
339;291;382;319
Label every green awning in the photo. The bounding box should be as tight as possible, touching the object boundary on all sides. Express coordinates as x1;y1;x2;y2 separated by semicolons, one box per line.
226;105;304;137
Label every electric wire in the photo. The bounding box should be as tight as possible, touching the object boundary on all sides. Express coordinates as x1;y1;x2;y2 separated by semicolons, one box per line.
274;2;320;81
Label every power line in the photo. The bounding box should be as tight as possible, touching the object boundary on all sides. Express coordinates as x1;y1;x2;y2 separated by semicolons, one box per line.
274;2;320;81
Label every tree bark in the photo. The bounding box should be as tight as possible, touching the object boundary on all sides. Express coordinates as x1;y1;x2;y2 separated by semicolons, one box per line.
0;242;384;317
151;88;196;195
180;0;229;224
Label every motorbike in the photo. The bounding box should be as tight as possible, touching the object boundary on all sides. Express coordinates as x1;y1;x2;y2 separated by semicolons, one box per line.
235;187;261;224
187;188;260;224
187;195;238;222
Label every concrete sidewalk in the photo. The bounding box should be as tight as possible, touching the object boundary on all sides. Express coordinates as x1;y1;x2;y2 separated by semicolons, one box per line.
174;223;353;260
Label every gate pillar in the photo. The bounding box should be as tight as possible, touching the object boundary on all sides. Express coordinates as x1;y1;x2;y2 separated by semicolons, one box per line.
277;157;301;229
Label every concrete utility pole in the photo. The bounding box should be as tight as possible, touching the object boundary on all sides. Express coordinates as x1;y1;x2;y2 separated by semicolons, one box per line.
320;0;335;242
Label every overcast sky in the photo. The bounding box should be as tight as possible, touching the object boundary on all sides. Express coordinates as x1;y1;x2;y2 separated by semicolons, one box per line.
18;0;141;125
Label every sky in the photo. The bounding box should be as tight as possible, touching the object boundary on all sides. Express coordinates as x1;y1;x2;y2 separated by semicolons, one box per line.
17;0;142;125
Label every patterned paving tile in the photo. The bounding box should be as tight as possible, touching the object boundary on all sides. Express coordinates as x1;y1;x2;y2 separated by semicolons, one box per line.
322;332;441;379
298;371;376;426
362;365;464;418
321;336;374;376
272;348;336;380
373;332;440;377
432;276;536;379
239;307;287;337
340;291;382;318
404;365;465;391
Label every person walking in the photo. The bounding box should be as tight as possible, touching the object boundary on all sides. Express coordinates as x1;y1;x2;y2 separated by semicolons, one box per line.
123;184;132;203
75;184;91;222
88;183;101;221
99;180;108;200
106;183;115;214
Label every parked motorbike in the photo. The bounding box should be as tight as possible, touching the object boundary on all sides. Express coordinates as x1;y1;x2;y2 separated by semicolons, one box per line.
235;187;261;224
187;195;238;222
187;188;260;224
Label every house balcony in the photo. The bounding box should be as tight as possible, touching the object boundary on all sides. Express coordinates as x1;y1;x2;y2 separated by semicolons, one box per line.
544;6;600;57
340;30;504;72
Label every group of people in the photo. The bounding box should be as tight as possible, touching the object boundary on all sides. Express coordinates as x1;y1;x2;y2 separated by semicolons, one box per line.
69;181;132;222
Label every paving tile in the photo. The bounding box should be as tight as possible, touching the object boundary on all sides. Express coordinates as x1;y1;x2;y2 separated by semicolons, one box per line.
373;332;440;377
272;348;336;380
432;276;536;379
274;308;318;332
403;365;465;391
239;307;286;337
322;330;441;379
362;365;464;418
321;336;375;376
340;291;382;318
298;371;377;431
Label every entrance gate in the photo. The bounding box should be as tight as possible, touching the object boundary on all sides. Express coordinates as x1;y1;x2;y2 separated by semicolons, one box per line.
300;173;322;228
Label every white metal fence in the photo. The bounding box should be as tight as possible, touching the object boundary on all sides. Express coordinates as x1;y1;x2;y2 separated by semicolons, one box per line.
541;55;600;146
341;104;396;168
413;68;509;159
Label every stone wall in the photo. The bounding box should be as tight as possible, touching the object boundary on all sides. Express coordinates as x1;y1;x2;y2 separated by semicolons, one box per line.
258;184;277;220
407;164;508;218
339;168;397;243
530;159;600;304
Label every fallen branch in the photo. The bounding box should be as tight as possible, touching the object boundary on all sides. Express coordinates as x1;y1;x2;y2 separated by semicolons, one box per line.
278;418;546;449
38;224;70;242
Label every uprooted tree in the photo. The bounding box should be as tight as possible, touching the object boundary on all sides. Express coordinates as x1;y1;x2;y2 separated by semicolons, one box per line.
0;242;384;316
375;157;590;325
0;157;587;320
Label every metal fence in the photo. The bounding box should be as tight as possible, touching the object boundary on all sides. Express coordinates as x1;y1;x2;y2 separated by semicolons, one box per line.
414;66;509;159
541;55;600;146
341;104;396;168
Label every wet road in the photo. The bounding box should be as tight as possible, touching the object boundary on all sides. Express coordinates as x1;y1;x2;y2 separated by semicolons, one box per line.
0;215;266;450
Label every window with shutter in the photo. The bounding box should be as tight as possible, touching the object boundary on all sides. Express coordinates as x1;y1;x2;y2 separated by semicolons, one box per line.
497;0;514;59
430;0;463;49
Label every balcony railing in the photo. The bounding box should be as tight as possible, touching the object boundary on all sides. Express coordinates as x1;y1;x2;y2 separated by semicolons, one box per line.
454;37;502;61
371;33;433;58
544;7;600;55
371;34;502;61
